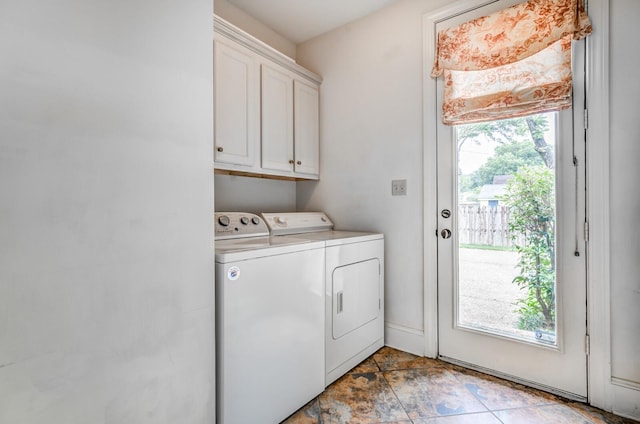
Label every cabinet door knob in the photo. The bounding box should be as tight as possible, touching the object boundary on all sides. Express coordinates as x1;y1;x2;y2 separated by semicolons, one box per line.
289;160;294;164
217;146;223;152
296;160;302;165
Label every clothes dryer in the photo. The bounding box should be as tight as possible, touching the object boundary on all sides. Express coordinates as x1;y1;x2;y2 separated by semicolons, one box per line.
262;212;384;386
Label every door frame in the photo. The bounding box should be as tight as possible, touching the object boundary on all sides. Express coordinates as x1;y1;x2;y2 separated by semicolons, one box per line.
422;0;501;361
423;0;629;414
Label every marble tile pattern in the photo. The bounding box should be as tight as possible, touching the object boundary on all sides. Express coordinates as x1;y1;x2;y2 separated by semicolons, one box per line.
283;347;639;424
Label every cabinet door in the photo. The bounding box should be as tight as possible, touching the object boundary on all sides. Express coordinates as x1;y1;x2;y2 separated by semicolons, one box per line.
213;38;259;167
261;64;294;173
294;80;320;177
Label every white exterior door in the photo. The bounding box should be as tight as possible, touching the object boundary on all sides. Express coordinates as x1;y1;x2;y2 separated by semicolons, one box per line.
433;0;588;400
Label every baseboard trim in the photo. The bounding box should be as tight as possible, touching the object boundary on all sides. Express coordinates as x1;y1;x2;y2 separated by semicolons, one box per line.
611;382;640;421
384;322;425;356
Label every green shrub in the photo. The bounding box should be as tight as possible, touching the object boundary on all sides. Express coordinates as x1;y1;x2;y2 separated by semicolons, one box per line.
501;166;556;331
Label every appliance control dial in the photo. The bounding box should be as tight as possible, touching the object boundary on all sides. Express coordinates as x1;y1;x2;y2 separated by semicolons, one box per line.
276;217;287;225
214;212;269;240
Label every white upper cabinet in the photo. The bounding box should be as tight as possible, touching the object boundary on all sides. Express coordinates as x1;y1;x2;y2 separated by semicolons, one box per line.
213;37;259;168
294;80;320;177
261;63;294;173
214;16;322;180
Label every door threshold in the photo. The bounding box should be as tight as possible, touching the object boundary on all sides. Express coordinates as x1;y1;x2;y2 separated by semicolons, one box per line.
438;355;588;403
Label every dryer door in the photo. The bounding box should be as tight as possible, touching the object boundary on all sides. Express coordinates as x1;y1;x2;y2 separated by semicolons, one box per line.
332;258;381;339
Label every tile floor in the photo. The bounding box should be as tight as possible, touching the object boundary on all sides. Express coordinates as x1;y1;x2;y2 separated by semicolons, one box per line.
282;347;639;424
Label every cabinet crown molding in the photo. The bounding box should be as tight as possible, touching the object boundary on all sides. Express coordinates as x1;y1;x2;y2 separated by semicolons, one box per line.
214;15;322;85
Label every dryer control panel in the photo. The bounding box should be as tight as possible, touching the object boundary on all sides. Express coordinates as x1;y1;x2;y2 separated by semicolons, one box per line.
215;212;269;240
262;212;334;236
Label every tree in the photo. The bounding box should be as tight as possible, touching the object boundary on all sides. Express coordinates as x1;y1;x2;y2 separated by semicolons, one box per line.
457;114;554;187
525;115;554;169
457;119;528;153
468;141;544;189
501;166;556;331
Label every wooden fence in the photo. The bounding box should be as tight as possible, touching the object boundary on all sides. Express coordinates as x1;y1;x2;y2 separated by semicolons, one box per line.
458;204;522;247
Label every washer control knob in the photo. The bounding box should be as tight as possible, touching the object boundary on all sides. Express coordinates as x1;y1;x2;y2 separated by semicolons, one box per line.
240;217;249;225
251;217;260;225
276;217;287;224
218;215;230;227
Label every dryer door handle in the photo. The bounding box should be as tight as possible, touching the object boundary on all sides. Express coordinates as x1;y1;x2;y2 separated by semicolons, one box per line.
337;291;344;314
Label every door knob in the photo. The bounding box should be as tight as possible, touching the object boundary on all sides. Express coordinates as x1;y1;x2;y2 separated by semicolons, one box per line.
289;160;294;164
217;146;223;152
441;229;452;239
297;160;302;165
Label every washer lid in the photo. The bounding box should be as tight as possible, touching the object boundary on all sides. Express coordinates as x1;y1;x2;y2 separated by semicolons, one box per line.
215;236;324;262
290;230;383;246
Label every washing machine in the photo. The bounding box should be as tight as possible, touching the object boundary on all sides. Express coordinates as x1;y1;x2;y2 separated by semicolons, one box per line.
262;212;384;386
214;212;325;424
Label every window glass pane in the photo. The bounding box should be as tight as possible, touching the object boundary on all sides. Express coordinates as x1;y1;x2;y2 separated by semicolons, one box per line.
456;112;557;345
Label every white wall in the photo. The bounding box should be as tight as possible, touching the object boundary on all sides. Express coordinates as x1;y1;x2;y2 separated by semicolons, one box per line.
0;1;214;422
608;0;640;412
296;0;449;353
215;0;297;59
215;174;296;213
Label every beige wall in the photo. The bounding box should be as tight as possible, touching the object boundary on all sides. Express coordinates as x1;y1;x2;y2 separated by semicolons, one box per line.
215;174;296;213
296;0;449;350
0;1;214;422
609;0;640;393
214;0;297;59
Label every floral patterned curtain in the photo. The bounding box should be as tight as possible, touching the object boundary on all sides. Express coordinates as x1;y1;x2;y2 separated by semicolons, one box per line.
431;0;591;125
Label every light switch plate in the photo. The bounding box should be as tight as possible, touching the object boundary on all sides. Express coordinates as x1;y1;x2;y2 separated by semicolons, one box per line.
392;179;407;196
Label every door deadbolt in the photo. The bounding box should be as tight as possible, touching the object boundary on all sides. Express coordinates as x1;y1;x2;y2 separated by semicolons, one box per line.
441;229;452;239
441;209;451;219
